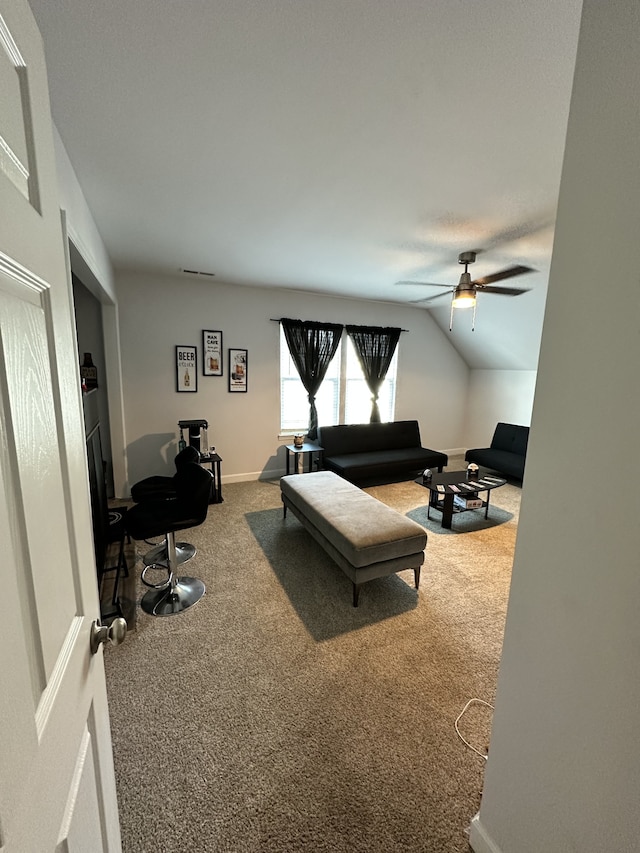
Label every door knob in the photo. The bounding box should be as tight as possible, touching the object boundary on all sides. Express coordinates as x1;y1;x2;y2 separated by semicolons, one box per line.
90;617;127;655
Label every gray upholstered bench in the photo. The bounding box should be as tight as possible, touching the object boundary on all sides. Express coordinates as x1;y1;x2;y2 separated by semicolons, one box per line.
280;471;427;606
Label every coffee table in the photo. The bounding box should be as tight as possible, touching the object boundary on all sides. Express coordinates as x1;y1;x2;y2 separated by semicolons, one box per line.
415;469;507;529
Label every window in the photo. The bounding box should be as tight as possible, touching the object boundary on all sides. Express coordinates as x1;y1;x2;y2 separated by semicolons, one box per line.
280;329;341;431
280;328;398;432
344;335;397;425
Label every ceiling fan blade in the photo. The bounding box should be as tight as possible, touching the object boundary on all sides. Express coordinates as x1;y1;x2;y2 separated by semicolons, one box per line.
408;291;453;304
479;285;530;296
472;264;534;286
394;280;451;288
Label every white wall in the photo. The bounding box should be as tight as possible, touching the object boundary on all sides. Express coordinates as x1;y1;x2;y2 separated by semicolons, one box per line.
53;126;115;303
53;126;128;494
470;2;640;851
464;370;536;448
115;272;469;493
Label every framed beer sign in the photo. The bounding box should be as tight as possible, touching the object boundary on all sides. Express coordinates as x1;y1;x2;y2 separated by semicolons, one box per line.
228;348;247;393
176;345;197;392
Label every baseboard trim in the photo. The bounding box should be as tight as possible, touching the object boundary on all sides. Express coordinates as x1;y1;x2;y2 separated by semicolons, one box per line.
469;814;502;853
222;456;470;485
223;468;284;484
444;447;466;458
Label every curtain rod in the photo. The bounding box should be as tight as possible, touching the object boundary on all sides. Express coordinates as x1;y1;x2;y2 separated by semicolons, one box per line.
270;319;408;332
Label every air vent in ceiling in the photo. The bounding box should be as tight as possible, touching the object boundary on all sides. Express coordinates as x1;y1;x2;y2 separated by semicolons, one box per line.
181;268;216;277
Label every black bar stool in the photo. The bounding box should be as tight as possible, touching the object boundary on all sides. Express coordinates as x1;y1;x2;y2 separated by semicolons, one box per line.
125;462;212;617
130;446;200;567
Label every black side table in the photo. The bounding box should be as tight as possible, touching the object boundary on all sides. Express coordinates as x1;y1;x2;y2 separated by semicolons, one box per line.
285;443;322;475
199;452;223;502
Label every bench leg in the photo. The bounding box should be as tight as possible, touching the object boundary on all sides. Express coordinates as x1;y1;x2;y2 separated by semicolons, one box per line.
414;567;421;590
353;583;361;607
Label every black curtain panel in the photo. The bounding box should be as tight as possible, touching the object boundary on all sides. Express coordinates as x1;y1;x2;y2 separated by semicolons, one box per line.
281;318;343;440
346;324;402;423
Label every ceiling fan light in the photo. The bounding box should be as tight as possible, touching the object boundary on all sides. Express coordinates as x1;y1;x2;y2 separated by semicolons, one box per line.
452;272;477;307
452;291;476;308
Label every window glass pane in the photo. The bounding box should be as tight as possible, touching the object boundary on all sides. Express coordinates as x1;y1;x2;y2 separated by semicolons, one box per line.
280;377;309;430
280;328;341;431
315;376;339;427
344;337;397;424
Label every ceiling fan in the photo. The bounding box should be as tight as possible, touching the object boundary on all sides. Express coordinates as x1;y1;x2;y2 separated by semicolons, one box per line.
395;251;534;330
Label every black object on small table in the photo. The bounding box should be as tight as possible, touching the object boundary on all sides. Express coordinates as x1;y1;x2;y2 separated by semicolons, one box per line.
285;442;323;475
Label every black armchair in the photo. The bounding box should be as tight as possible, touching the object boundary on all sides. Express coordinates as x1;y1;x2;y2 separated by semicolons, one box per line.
125;461;212;616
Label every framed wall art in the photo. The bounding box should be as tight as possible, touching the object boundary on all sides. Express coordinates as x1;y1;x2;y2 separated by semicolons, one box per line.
228;348;247;393
176;345;197;392
203;330;223;376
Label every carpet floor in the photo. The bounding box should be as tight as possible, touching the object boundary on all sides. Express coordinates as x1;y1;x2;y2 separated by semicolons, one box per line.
104;457;520;852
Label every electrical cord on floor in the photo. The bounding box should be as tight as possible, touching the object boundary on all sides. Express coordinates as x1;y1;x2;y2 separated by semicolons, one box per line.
455;698;494;761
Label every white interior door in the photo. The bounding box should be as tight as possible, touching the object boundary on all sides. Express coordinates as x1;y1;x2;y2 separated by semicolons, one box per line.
0;2;122;851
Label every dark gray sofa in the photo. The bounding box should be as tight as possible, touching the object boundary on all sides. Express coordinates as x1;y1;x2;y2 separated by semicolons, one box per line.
465;422;529;481
318;420;447;486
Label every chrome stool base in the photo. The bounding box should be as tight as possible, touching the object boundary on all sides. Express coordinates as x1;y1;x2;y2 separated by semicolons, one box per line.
143;540;196;568
140;577;206;617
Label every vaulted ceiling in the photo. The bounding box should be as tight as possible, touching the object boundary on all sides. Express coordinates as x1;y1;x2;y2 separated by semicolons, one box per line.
28;0;583;368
